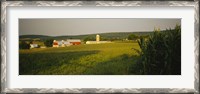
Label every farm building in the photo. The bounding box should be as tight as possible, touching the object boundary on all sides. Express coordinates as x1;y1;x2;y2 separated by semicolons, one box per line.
53;39;81;47
67;39;81;45
86;35;111;44
86;41;111;44
53;40;59;47
30;44;39;49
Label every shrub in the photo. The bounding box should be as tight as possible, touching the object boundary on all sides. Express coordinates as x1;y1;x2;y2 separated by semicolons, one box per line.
83;36;95;43
44;39;53;47
19;41;30;49
134;25;181;75
128;34;138;40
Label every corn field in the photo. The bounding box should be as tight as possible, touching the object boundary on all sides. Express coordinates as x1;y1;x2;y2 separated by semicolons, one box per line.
133;24;181;75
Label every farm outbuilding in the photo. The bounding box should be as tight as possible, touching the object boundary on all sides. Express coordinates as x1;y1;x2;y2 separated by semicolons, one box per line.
53;39;81;47
53;40;59;47
86;35;111;44
86;41;111;44
67;39;81;45
30;44;39;49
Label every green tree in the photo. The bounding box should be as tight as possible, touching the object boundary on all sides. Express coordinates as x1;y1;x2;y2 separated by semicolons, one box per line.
44;39;53;47
19;41;30;49
101;36;109;41
128;34;138;40
83;36;95;42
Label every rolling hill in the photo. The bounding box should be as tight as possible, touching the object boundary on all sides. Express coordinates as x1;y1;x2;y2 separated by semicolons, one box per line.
19;32;153;40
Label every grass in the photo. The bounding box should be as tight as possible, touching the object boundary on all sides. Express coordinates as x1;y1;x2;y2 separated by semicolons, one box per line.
19;42;140;75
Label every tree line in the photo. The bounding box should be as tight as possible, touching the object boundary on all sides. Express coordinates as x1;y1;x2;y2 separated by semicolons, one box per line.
19;39;53;49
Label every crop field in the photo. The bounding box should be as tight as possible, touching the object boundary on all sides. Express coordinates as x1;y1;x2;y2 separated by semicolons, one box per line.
19;42;140;75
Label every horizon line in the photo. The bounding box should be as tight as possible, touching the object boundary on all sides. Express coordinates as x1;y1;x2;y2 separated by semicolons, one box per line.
19;31;155;37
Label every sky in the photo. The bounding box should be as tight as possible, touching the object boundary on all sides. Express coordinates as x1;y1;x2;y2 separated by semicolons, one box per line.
19;18;181;36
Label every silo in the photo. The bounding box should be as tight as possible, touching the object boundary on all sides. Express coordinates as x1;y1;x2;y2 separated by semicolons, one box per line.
96;34;100;42
61;40;65;47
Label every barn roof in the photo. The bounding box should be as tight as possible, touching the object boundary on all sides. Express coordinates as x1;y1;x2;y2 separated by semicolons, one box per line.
30;44;38;47
54;39;81;43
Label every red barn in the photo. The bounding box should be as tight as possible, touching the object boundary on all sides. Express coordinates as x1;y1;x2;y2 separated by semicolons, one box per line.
67;39;81;45
53;40;59;47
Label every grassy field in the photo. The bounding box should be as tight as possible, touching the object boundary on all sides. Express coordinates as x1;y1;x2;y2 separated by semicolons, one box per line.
19;42;140;75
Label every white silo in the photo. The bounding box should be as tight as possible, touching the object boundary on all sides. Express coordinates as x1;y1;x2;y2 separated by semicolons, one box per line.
61;40;65;47
96;34;100;42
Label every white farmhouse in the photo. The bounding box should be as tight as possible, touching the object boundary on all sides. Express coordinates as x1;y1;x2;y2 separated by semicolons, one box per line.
30;44;38;49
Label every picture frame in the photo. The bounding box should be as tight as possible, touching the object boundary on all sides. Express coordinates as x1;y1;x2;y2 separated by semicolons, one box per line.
1;0;199;93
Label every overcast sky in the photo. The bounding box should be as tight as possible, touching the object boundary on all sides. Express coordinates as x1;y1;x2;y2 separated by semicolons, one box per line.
19;19;181;36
